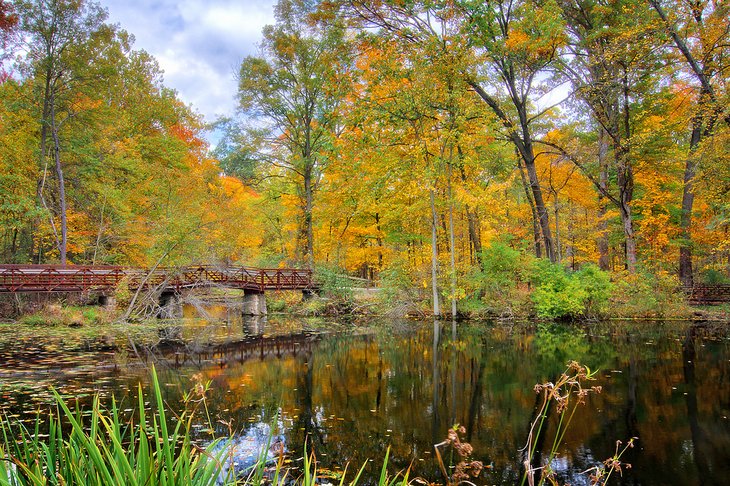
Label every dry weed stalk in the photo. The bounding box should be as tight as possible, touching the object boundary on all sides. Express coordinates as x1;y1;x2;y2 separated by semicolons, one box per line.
434;425;484;485
521;361;602;486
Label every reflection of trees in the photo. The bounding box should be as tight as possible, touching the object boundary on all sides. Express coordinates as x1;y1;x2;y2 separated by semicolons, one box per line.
76;319;730;485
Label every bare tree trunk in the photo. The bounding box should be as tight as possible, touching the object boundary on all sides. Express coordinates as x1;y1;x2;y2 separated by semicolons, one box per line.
430;188;441;318
465;206;482;266
303;164;314;269
523;145;555;262
597;128;611;270
447;164;457;319
50;99;67;265
553;196;561;263
613;74;637;272
679;122;701;286
458;156;482;267
518;157;542;259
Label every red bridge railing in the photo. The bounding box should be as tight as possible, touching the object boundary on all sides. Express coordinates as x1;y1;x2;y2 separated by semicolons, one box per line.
0;264;313;293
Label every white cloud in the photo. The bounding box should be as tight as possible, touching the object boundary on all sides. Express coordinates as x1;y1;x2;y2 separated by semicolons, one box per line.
99;0;275;124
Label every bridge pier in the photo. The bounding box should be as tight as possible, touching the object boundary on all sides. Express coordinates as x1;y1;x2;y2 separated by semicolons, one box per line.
243;289;267;316
302;288;318;300
97;294;116;310
158;290;183;319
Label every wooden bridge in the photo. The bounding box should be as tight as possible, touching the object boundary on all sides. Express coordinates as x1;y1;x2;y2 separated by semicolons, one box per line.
686;284;730;305
0;264;313;294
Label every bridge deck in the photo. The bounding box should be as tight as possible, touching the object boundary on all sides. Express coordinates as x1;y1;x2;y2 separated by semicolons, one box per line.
0;264;313;293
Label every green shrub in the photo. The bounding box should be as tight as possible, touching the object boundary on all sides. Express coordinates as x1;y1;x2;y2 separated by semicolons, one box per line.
460;241;533;317
610;269;690;318
700;268;730;285
314;264;353;301
377;260;419;307
528;261;612;320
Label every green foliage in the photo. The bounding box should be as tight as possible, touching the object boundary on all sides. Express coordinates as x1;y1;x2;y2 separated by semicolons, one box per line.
700;268;730;285
0;366;230;485
314;264;354;301
610;269;690;318
528;262;612;320
377;260;419;307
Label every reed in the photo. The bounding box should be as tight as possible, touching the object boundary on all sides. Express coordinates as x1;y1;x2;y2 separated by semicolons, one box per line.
0;367;229;486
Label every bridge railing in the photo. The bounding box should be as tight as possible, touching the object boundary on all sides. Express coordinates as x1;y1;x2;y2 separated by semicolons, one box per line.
0;265;127;292
0;264;313;293
685;284;730;304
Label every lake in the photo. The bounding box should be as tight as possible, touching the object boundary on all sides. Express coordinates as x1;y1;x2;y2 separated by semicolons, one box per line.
1;313;729;485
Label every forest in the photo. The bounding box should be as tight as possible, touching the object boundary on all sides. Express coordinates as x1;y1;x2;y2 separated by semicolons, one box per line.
1;0;729;317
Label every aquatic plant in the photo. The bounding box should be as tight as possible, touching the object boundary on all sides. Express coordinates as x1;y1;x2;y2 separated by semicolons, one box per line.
0;366;230;486
0;361;633;486
520;361;634;486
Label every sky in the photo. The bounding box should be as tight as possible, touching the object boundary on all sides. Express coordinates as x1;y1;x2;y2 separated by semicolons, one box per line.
99;0;276;129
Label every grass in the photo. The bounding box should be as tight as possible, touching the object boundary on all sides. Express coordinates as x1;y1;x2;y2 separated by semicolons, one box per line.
0;366;229;486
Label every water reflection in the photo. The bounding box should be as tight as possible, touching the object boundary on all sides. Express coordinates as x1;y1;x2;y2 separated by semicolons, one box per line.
1;317;730;485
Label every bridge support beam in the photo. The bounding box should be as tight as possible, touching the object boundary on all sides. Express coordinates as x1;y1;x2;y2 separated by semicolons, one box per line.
243;290;267;316
158;291;183;319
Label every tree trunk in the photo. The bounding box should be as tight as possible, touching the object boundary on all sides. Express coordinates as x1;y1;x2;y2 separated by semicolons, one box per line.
458;157;482;267
303;164;314;269
617;74;636;272
679;122;701;287
465;205;482;267
447;165;457;319
524;149;555;262
430;188;441;318
597;128;611;270
553;195;561;262
50;99;67;265
518;157;542;259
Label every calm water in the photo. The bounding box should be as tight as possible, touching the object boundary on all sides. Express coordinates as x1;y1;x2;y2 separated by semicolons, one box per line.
1;313;729;485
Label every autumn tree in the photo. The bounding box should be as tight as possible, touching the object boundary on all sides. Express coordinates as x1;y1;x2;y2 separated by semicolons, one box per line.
237;0;353;269
0;0;17;60
337;0;565;262
648;0;730;285
551;0;665;272
16;0;118;264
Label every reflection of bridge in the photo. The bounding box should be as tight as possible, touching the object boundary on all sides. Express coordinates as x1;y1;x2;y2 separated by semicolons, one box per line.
0;264;313;293
160;331;321;368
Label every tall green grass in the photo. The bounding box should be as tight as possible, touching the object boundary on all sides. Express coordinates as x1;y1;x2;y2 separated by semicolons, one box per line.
0;367;230;486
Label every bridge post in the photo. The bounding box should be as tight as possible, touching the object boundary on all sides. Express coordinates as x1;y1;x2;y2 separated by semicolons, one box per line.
158;290;183;319
243;289;267;316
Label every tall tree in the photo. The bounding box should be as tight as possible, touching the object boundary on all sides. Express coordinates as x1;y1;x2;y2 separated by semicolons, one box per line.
238;0;352;269
648;0;730;286
554;0;662;272
339;0;564;261
17;0;114;264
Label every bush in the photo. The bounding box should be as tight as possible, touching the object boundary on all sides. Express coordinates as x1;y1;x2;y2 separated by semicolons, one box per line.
528;261;612;320
461;241;533;318
314;264;353;301
377;260;420;307
610;269;690;318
